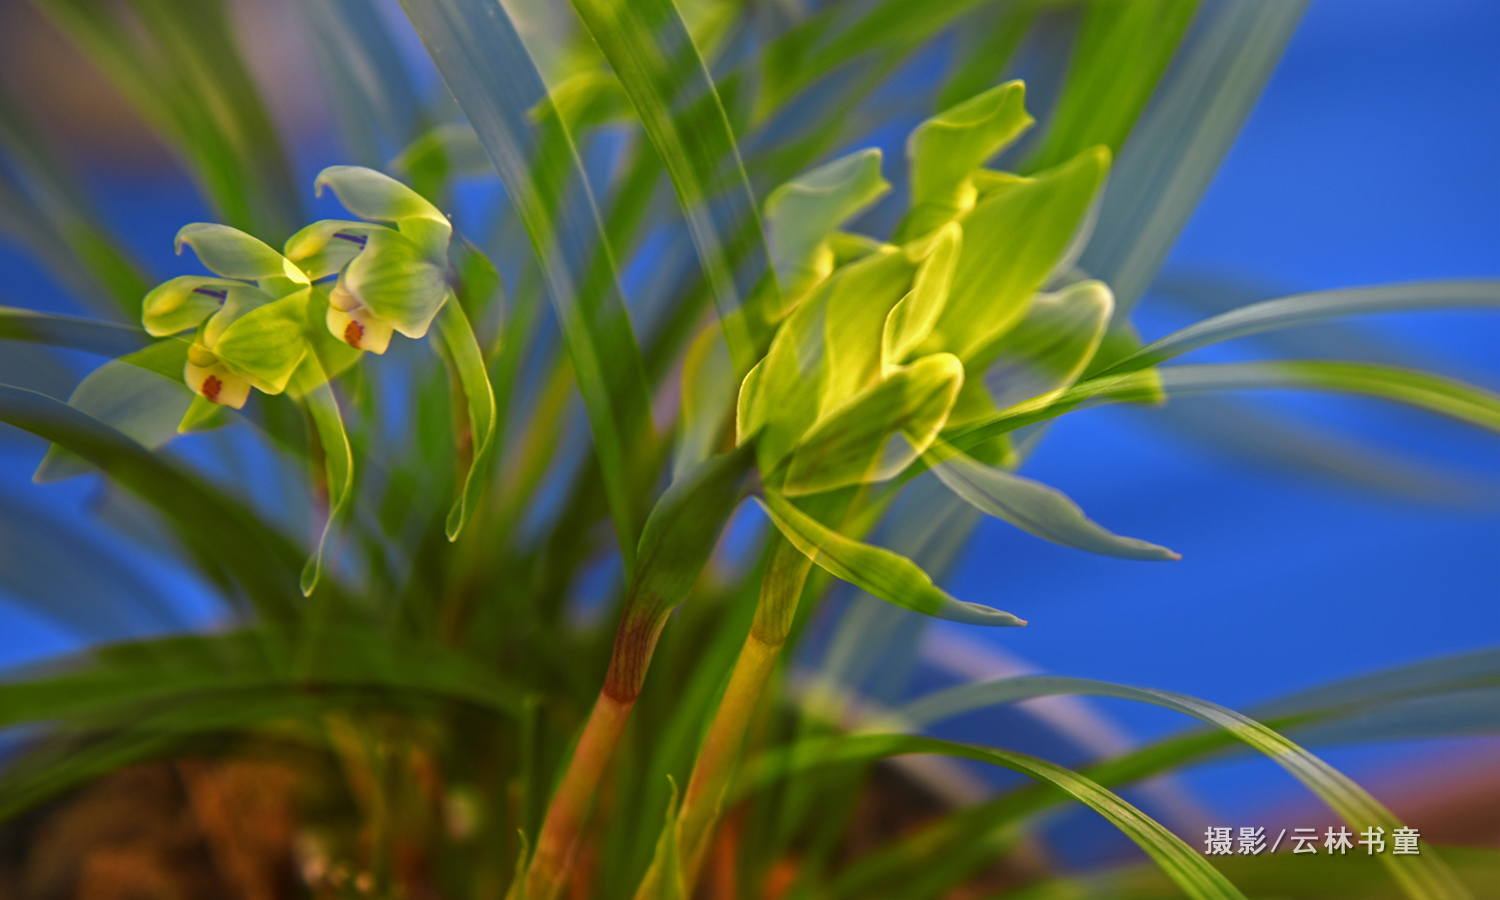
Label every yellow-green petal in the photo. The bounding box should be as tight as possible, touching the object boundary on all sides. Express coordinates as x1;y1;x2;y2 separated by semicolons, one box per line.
339;230;450;339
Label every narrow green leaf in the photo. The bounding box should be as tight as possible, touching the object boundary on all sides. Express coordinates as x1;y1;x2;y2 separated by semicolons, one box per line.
634;776;687;900
764;148;890;300
569;0;782;371
759;491;1024;627
1023;0;1200;173
744;734;1246;900
1099;281;1500;377
1079;1;1310;315
0;307;148;358
928;443;1179;561
297;0;425;169
950;361;1500;454
399;0;655;574
883;676;1475;900
0;383;306;622
433;297;497;540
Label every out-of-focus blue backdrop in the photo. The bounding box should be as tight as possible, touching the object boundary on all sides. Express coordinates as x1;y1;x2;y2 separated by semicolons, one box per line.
1;0;1495;853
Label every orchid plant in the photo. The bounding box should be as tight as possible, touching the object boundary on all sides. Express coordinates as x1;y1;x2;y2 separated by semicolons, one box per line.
0;1;1496;899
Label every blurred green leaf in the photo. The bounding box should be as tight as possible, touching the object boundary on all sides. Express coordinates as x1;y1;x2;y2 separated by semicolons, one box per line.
35;342;193;482
0;383;306;622
745;733;1246;900
1100;280;1500;376
400;0;655;574
1080;1;1311;315
0;305;149;357
1024;0;1199;173
570;0;782;372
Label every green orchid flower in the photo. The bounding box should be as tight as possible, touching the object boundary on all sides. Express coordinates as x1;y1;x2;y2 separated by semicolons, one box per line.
141;223;312;409
283;166;454;354
741;81;1113;494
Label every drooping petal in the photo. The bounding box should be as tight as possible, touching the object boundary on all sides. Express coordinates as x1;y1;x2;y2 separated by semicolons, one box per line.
338;229;450;339
209;290;312;394
283;220;392;281
314;166;452;263
141;275;243;337
175;223;309;293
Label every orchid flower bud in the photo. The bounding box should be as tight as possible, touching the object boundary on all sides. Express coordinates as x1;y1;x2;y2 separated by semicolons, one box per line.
284;166;454;354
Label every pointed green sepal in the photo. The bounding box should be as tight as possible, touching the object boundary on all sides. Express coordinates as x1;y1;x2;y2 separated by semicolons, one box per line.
760;491;1025;626
765;148;890;300
782;353;963;496
901;80;1033;238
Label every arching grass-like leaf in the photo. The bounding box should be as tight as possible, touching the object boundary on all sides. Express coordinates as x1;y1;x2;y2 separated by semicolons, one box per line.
1079;1;1310;315
1023;0;1200;174
1098;281;1500;376
875;676;1474;900
569;0;782;372
432;296;497;540
399;0;654;574
759;491;1024;627
950;361;1500;453
0;384;306;622
743;733;1246;900
0;306;148;357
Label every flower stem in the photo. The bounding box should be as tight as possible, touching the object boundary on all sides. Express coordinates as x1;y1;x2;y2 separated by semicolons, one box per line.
638;535;813;897
520;605;671;900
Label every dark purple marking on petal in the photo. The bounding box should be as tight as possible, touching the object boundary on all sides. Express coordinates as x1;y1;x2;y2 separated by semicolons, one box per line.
333;232;369;248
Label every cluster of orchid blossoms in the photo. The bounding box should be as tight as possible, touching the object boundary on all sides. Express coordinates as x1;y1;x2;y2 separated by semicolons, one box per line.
140;166;454;411
743;81;1116;549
